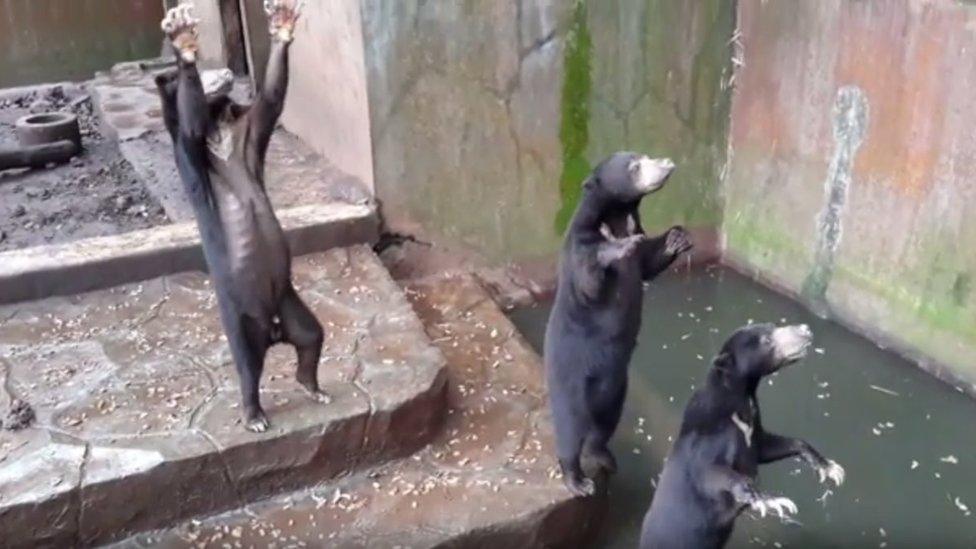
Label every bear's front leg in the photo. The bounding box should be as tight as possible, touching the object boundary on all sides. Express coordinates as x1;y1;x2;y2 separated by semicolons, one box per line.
724;472;798;520
265;0;304;42
757;432;845;487
638;225;693;280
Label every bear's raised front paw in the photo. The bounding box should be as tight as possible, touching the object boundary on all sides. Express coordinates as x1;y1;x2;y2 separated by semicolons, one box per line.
665;226;693;256
161;5;200;63
750;495;798;519
265;0;305;42
816;459;845;487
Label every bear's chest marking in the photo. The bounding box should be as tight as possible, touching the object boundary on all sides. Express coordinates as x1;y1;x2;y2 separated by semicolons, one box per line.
731;412;753;447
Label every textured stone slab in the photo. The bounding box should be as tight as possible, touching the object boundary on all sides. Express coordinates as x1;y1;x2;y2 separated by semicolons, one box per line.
112;274;598;549
0;246;447;547
0;203;379;305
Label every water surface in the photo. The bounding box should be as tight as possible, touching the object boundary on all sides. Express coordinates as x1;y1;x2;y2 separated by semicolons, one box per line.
511;266;976;548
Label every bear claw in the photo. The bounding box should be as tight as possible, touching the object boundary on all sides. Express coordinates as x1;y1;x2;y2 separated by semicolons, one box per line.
161;5;200;63
750;496;798;519
665;226;693;256
817;459;845;487
265;0;304;42
245;412;270;433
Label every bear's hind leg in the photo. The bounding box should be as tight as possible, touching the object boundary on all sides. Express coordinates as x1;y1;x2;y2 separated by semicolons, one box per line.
550;383;596;497
279;285;330;404
583;430;618;475
582;373;627;475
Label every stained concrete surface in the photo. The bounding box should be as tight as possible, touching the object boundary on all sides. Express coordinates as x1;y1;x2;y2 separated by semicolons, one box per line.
512;266;976;548
724;0;976;390
113;273;597;549
363;0;733;263
0;246;447;547
278;0;376;192
92;60;372;224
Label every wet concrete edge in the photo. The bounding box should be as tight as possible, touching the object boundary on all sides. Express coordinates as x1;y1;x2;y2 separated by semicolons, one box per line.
0;203;380;305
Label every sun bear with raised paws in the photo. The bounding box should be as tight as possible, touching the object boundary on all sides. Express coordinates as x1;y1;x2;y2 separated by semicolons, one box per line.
544;151;693;496
640;323;845;549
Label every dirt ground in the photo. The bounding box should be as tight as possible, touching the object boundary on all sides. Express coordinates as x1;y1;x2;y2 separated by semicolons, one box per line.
0;83;169;252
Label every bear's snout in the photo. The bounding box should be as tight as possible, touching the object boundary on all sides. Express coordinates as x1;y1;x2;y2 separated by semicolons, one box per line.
771;324;813;366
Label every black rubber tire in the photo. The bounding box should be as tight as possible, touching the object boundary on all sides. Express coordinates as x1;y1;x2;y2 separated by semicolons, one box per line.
15;112;81;151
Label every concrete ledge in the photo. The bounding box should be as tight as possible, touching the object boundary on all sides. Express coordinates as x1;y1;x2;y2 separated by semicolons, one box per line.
723;251;976;399
113;273;600;549
0;247;446;547
0;203;379;305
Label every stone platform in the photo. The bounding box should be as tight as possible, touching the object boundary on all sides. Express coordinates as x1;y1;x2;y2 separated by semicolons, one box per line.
112;274;597;549
0;247;447;547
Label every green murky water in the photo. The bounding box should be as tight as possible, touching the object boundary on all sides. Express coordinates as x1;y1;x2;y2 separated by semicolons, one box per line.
511;266;976;548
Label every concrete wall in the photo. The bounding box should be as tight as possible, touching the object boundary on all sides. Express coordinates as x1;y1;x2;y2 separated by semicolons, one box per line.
362;0;735;262
279;0;375;191
0;0;164;87
182;0;375;191
723;0;976;389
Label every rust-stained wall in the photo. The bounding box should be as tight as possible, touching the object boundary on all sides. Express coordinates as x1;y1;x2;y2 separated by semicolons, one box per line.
723;0;976;390
0;0;164;87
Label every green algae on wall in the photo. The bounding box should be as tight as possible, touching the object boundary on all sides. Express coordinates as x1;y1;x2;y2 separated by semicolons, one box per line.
724;0;976;388
554;0;593;235
365;0;734;263
586;0;736;235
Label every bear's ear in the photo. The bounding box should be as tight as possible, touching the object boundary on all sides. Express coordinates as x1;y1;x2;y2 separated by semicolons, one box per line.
713;351;735;373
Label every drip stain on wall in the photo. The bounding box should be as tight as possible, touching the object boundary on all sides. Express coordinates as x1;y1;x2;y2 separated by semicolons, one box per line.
802;85;868;309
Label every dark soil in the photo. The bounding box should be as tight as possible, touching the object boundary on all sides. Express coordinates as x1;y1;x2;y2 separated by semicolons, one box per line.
0;83;169;252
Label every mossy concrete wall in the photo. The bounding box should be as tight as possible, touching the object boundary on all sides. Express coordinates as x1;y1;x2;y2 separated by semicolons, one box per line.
362;0;735;262
723;0;976;390
0;0;164;88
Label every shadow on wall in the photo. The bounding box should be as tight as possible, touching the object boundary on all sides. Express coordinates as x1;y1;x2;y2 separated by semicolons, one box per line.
0;0;164;88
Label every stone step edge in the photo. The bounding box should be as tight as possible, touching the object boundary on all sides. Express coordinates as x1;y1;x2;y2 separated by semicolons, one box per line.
109;449;592;549
0;202;379;305
4;359;448;548
106;273;600;549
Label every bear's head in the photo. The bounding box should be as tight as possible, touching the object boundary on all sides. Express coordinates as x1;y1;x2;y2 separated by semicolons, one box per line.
585;151;675;203
714;323;813;381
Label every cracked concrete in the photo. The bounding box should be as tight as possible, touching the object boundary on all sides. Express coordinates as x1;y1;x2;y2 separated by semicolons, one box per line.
112;273;598;549
0;246;447;547
364;0;573;262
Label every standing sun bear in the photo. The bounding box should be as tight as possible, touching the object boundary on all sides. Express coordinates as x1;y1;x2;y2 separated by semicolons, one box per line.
545;152;693;496
157;0;328;432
